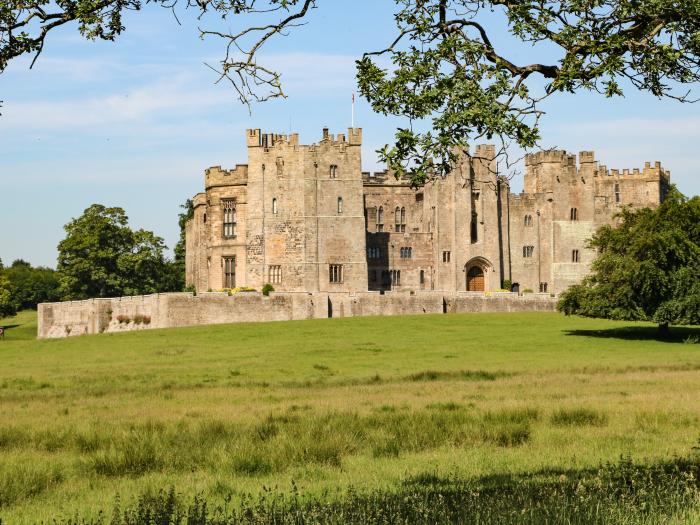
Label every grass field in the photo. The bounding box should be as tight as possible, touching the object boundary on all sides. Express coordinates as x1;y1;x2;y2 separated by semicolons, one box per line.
0;310;699;523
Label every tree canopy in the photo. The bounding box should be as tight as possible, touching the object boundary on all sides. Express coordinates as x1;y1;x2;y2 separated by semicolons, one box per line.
2;259;60;310
56;204;174;299
558;189;700;334
3;1;700;185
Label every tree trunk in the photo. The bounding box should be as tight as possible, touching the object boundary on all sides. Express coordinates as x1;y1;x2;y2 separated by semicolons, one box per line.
658;323;670;338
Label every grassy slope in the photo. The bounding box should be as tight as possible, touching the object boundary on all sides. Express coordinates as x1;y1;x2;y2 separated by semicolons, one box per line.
0;311;699;523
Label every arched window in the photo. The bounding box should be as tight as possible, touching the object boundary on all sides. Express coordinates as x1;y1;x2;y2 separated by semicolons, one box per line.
222;199;236;238
272;198;278;214
570;208;578;221
523;246;534;258
376;206;384;232
330;165;338;179
524;215;533;227
337;197;343;214
572;249;580;263
395;207;406;232
419;270;425;288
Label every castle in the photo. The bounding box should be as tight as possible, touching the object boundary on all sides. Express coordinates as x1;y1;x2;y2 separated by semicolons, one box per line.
185;128;670;295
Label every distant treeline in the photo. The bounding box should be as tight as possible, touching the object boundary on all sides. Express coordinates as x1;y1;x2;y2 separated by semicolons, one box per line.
0;201;193;317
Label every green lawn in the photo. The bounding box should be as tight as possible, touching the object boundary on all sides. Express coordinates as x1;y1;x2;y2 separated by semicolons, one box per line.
0;310;699;523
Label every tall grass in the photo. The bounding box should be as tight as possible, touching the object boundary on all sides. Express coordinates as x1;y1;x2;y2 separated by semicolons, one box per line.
47;455;700;525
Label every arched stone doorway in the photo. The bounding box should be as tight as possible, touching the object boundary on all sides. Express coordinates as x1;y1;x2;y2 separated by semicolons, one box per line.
465;257;492;292
466;266;485;292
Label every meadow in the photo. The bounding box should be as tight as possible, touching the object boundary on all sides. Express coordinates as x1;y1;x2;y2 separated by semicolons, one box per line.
0;310;699;523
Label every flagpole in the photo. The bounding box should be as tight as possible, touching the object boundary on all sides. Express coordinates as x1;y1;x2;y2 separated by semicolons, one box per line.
351;92;355;128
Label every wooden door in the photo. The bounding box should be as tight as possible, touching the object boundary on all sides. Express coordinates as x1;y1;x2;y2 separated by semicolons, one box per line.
467;266;484;292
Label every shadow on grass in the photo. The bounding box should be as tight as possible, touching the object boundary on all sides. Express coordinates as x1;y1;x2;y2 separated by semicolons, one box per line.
565;325;700;344
40;453;700;525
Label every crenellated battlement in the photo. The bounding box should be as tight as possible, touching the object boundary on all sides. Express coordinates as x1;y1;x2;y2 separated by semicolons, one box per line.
598;161;671;182
246;127;362;152
205;164;249;188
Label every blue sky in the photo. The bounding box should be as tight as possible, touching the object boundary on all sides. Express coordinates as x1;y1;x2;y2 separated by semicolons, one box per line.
1;2;698;267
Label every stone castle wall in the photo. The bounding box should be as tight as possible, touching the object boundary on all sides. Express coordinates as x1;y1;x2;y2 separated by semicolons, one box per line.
37;291;557;339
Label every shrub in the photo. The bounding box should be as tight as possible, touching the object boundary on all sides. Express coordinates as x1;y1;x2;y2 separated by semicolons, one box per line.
262;283;275;296
502;279;512;290
523;288;534;294
116;315;130;324
183;284;196;294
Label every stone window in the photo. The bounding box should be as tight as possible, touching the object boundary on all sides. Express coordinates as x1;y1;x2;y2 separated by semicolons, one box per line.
400;247;412;259
329;264;343;283
572;249;580;263
395;207;406;232
203;212;207;224
415;192;424;202
391;269;401;286
376;207;384;232
268;265;282;284
570;207;578;221
419;270;425;289
367;247;381;259
272;198;278;214
539;282;548;293
470;212;478;244
223;256;236;288
442;251;451;263
523;245;534;258
615;183;621;203
330;165;338;179
222;199;236;238
337;197;343;214
381;270;390;285
524;214;533;227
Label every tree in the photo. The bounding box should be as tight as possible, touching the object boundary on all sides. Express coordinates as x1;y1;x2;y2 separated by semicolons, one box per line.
558;189;700;336
3;1;700;184
3;259;60;310
0;273;16;318
57;204;171;299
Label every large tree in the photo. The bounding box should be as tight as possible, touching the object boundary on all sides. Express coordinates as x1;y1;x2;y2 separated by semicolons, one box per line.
2;1;700;185
57;204;172;299
558;189;700;335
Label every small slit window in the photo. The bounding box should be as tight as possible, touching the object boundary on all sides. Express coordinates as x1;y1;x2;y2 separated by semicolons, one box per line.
268;265;282;284
442;251;451;263
376;206;384;232
337;197;343;214
572;249;580;263
272;198;278;214
329;264;343;283
570;208;578;221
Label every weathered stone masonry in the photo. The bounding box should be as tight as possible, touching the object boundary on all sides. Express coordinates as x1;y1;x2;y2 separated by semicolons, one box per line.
186;128;670;296
37;291;557;339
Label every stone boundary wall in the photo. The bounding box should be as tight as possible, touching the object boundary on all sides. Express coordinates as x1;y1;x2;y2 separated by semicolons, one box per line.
37;291;557;339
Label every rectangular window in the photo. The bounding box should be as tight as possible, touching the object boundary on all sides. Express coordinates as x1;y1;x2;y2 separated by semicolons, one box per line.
572;249;580;263
400;247;412;259
391;269;401;286
442;251;451;263
329;264;343;283
539;282;548;293
523;246;534;258
223;256;236;288
222;199;236;238
268;265;282;284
